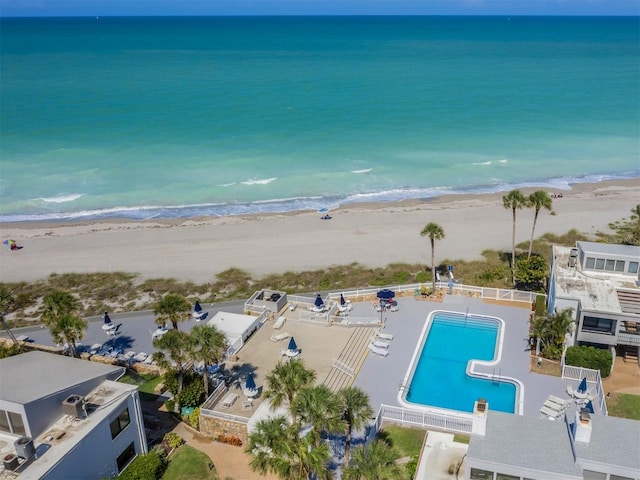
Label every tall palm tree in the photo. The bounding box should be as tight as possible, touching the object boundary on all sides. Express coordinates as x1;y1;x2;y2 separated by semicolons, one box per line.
40;290;80;327
527;190;553;258
502;189;527;286
338;387;374;468
291;385;345;446
49;313;88;358
342;439;403;480
152;329;192;412
530;307;574;360
153;293;190;330
246;416;331;480
420;222;445;293
190;324;227;397
264;359;316;421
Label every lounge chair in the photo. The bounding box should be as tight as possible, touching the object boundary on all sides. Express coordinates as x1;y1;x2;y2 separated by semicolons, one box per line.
133;352;148;363
368;343;389;357
220;393;238;408
566;385;577;398
242;398;253;410
543;399;566;413
89;343;102;355
376;332;394;341
270;332;291;342
540;405;562;419
370;337;390;349
273;316;286;329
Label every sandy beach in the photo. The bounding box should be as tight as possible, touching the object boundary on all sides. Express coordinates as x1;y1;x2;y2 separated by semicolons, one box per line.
0;179;637;284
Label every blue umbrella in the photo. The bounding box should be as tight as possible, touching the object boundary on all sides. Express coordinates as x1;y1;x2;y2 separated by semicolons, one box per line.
245;372;257;391
194;300;202;313
103;312;112;324
288;337;298;352
377;289;395;300
340;294;346;306
315;294;324;308
578;377;587;394
585;400;594;414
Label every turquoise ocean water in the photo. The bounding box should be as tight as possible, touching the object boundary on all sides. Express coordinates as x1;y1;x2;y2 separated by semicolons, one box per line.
1;16;638;222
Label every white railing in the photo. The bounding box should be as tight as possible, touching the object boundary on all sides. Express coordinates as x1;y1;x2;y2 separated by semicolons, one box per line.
618;332;640;346
561;365;608;416
200;383;250;424
377;404;473;434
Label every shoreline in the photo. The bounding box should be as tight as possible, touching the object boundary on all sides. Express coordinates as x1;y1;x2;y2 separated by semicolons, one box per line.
0;179;638;284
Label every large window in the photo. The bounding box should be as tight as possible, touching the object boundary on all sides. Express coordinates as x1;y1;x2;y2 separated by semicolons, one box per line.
496;474;519;480
116;442;135;472
110;408;130;439
0;410;26;435
585;257;595;269
582;316;615;334
470;468;494;480
629;261;639;274
615;260;625;272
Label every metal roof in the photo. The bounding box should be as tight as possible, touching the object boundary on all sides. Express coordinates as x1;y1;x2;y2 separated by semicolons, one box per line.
0;351;124;405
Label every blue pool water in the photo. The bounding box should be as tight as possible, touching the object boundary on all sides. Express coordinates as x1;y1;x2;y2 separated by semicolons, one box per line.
406;312;516;413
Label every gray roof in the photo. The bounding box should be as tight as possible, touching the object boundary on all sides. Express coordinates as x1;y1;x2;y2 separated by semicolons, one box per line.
467;411;583;478
577;241;640;258
0;351;124;404
574;414;640;472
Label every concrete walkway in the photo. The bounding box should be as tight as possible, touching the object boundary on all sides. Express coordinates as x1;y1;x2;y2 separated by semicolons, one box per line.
171;422;278;480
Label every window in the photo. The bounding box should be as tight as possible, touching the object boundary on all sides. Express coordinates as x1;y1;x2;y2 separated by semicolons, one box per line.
605;259;615;271
595;258;605;270
629;261;639;274
583;471;606;480
615;260;625;272
0;410;25;435
582;316;615;334
610;475;634;480
470;468;494;480
497;474;519;480
116;442;136;472
585;257;595;269
110;408;130;439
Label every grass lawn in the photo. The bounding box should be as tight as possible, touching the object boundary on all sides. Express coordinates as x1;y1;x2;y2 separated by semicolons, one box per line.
161;445;217;480
381;425;426;458
119;371;164;401
606;392;640;420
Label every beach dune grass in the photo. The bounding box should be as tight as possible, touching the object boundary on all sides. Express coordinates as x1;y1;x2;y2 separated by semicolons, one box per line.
0;228;590;328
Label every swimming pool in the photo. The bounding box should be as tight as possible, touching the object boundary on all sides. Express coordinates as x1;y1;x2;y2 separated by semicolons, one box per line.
402;310;517;414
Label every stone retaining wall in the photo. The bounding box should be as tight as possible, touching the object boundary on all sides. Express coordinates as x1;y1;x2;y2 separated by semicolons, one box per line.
199;414;248;446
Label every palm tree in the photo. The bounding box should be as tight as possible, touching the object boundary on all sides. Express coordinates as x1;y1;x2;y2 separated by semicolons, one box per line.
291;385;345;446
502;189;527;286
40;290;80;327
264;359;316;421
342;439;403;480
420;222;445;294
338;387;374;468
190;324;227;397
152;329;192;412
49;313;88;358
527;191;553;258
530;307;574;360
153;293;190;330
246;416;331;480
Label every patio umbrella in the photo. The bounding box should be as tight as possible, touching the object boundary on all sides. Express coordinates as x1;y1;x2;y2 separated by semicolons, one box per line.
377;289;395;301
315;294;324;308
103;312;112;324
287;337;298;352
577;377;587;394
340;294;346;306
101;312;115;330
194;300;203;314
585;400;594;414
245;373;257;392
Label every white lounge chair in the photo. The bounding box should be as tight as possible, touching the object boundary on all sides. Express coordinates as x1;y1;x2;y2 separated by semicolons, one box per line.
242;398;253;410
540;405;562;418
89;343;102;355
133;352;148;363
220;393;238;408
270;332;291;342
376;332;394;341
368;343;389;357
273;316;286;329
370;337;390;349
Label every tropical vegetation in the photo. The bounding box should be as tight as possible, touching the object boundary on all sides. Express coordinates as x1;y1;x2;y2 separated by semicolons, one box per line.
420;222;445;294
530;307;574;360
154;293;191;330
502;189;527;286
565;345;613;378
526;190;554;258
598;204;640;246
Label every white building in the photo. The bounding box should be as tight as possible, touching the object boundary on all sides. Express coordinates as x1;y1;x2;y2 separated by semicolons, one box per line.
0;351;147;479
549;241;640;355
206;311;262;356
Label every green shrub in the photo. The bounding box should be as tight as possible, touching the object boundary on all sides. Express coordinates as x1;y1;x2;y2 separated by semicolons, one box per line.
163;432;184;449
118;450;166;480
565;345;613;378
189;407;201;430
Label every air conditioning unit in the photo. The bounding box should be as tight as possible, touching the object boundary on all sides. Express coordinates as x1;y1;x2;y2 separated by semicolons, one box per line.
14;436;36;460
62;394;85;418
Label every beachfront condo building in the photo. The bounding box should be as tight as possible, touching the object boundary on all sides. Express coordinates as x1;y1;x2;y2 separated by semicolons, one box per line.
0;351;147;479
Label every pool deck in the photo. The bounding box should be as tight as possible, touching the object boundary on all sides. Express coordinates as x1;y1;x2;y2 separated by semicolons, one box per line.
353;294;586;418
